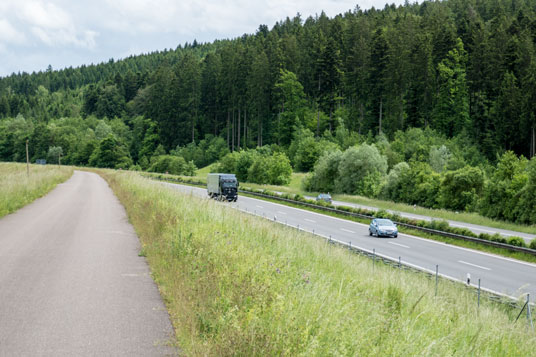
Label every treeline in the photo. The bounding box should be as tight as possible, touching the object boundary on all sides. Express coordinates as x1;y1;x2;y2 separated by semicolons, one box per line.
2;0;536;158
3;0;536;224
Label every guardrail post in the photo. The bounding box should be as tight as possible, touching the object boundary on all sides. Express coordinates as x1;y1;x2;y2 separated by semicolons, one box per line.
349;241;351;251
373;249;376;272
478;279;481;308
528;294;534;331
398;256;401;270
435;265;439;297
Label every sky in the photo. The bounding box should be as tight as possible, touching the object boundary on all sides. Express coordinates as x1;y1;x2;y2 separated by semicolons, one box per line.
0;0;409;77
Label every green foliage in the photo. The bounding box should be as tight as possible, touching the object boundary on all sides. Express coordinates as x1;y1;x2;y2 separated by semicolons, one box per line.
89;135;133;169
336;144;388;196
247;152;292;185
433;38;470;137
530;239;536;250
46;146;63;164
148;155;196;176
479;151;528;222
439;166;484;211
217;148;292;185
303;149;343;192
173;135;229;168
288;128;339;172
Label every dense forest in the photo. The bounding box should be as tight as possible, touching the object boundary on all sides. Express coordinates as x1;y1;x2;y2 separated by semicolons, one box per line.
2;0;536;224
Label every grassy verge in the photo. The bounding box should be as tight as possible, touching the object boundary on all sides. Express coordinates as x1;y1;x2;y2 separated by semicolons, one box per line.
100;170;535;356
0;162;73;218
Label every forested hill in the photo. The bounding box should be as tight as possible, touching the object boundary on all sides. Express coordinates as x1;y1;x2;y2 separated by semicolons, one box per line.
2;0;536;161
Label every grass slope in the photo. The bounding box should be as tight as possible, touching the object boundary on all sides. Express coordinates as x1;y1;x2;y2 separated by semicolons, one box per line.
0;162;73;218
101;170;535;356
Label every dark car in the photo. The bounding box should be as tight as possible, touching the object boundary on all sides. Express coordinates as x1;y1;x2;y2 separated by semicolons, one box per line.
316;193;332;204
369;218;398;238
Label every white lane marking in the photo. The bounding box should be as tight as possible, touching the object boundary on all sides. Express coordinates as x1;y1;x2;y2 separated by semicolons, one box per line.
277;211;287;215
159;181;536;268
305;219;316;223
340;228;355;233
256;205;264;209
389;242;410;249
458;260;491;271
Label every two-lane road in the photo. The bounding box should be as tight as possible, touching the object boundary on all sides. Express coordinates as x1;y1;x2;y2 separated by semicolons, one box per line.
0;171;174;356
162;182;536;300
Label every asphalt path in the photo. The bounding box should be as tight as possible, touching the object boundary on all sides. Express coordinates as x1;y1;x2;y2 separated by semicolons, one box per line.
303;195;536;243
160;182;536;300
0;171;175;356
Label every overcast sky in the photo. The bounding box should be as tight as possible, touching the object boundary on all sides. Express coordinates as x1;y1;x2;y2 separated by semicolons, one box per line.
0;0;409;77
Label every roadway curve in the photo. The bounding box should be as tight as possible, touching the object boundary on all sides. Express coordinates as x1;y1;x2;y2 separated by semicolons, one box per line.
161;182;536;300
0;171;175;356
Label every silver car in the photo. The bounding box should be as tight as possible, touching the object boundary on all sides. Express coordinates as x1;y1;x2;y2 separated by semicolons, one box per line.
316;193;332;204
369;219;398;238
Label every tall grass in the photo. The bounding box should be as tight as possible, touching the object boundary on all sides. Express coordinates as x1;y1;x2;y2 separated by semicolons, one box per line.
102;170;536;356
0;162;73;218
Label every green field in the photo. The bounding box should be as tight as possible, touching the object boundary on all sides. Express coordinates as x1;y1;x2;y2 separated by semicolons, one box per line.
101;170;536;356
0;162;73;218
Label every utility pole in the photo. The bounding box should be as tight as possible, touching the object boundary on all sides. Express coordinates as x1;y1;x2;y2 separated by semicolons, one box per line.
26;139;29;177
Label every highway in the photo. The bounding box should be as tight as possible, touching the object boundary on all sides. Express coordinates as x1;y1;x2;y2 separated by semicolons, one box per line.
160;181;536;300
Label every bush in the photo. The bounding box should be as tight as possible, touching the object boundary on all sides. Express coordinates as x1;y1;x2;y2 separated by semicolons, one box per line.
336;144;388;195
248;152;292;185
149;155;196;176
507;236;526;247
439;166;484;211
490;233;507;244
530;239;536;250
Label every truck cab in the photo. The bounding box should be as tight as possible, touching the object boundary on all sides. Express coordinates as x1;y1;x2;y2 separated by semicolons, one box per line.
207;173;238;202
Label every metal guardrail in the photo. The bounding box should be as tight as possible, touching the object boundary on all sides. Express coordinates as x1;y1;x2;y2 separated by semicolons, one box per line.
145;174;536;256
243;190;536;256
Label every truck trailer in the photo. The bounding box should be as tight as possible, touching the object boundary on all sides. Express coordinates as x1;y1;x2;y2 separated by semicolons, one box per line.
207;173;238;202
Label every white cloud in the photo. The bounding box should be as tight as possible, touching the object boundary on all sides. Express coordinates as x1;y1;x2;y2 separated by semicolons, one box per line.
19;1;71;30
0;19;26;44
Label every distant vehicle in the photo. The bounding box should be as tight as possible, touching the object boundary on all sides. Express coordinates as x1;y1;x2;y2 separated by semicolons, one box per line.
207;173;238;202
316;193;332;204
369;218;398;238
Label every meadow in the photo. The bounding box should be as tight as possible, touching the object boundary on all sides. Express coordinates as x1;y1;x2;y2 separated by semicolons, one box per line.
102;170;536;356
0;162;73;218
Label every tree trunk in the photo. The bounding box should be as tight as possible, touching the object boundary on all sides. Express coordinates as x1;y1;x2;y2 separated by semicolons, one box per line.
316;74;321;137
379;97;383;135
232;108;235;152
530;127;536;158
359;102;364;135
329;105;333;132
244;109;247;149
237;108;241;150
227;110;230;149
